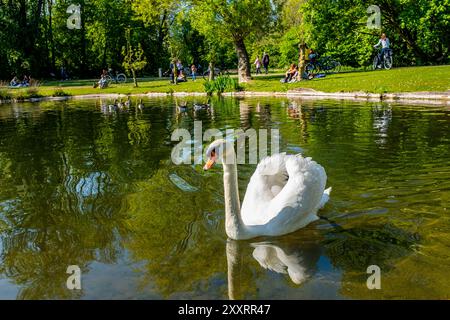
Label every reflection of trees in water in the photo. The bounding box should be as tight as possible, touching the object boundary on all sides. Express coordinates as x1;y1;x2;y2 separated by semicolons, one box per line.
124;168;231;298
325;223;420;270
239;100;252;130
286;100;309;143
0;103;170;298
322;221;420;297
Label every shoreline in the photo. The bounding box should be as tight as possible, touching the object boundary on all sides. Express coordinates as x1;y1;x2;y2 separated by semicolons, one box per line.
0;88;449;106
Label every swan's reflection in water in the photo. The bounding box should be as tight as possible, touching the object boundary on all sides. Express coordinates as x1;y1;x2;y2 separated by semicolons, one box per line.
226;235;321;299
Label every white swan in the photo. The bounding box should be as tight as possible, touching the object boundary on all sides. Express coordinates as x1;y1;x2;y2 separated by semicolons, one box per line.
204;139;331;240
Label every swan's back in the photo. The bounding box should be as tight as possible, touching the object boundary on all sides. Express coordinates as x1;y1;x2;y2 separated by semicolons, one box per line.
241;153;328;235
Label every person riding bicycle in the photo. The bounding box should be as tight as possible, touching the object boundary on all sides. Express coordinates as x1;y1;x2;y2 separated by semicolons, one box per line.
374;33;390;68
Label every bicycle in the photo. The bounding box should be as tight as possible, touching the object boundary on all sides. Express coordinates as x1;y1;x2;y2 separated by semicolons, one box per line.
372;48;393;70
106;69;127;84
306;56;341;75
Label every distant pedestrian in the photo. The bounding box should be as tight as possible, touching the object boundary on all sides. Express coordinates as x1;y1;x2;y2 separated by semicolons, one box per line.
254;56;262;74
191;64;197;81
60;66;68;81
262;52;270;74
176;60;183;75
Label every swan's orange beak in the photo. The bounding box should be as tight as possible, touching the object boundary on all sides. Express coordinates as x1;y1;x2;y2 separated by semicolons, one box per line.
203;152;216;170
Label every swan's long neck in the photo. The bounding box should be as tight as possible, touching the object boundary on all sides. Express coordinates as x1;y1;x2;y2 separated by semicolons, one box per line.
222;161;246;240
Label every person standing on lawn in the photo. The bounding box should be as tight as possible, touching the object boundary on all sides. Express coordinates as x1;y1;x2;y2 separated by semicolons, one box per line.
262;52;270;74
254;56;262;74
191;64;197;81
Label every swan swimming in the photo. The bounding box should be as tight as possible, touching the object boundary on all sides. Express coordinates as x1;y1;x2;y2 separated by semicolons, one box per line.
203;139;331;240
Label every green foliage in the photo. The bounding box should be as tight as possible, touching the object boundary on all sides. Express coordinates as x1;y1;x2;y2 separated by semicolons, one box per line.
122;29;147;87
203;76;241;95
12;87;42;101
191;0;275;82
278;28;301;67
203;80;215;95
0;0;447;81
52;88;71;97
0;88;12;101
299;0;450;67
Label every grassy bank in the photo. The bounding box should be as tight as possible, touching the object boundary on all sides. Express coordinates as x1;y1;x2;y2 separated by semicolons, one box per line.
1;65;449;101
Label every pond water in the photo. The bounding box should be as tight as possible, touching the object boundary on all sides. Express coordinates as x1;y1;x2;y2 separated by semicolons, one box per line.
0;97;449;299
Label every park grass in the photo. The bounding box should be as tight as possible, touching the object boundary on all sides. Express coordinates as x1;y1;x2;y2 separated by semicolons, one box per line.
1;65;449;101
244;65;450;93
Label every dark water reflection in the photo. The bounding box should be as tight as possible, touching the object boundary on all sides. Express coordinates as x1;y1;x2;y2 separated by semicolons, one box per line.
0;97;449;299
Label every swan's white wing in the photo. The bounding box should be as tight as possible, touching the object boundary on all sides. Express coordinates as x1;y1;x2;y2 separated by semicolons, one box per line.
242;153;327;234
264;155;326;234
241;154;289;225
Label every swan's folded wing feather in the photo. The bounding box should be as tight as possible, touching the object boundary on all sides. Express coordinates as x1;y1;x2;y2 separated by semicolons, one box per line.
254;153;287;176
262;156;327;234
241;154;290;225
241;153;327;230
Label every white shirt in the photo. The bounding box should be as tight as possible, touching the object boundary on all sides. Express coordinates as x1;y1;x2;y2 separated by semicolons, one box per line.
375;38;390;49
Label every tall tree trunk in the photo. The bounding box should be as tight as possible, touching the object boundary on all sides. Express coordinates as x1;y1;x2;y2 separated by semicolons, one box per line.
34;0;43;38
132;69;138;87
47;0;56;72
208;61;215;81
297;43;306;81
234;36;251;83
79;1;88;76
173;58;178;85
157;11;167;72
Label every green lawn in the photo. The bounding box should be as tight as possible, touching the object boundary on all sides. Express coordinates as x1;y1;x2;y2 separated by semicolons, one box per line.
245;65;450;93
1;65;449;101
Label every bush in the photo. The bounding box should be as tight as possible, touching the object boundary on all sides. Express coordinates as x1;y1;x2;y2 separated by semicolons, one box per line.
14;88;43;101
203;80;215;95
203;76;242;95
0;88;12;101
52;88;71;97
25;87;42;98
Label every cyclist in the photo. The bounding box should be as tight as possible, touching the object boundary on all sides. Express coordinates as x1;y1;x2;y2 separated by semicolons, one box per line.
374;33;390;68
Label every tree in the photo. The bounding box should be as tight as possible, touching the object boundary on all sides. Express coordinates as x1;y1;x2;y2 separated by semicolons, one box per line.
191;0;274;83
299;0;449;67
122;29;147;87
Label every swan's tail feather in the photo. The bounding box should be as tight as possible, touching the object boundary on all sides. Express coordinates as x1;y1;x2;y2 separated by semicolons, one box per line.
319;187;332;209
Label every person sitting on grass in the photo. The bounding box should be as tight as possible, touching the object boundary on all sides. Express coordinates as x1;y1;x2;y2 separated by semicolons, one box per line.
93;73;108;89
21;75;30;87
177;69;187;83
10;76;19;87
281;64;298;83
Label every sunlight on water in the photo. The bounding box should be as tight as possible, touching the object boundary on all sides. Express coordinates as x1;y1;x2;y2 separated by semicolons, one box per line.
0;97;449;299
